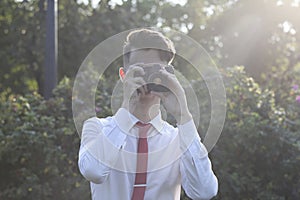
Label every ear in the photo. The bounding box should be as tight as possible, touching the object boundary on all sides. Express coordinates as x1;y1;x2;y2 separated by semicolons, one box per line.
119;67;125;82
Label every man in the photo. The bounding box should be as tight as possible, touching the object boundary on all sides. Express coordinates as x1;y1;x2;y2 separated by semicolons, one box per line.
78;29;218;200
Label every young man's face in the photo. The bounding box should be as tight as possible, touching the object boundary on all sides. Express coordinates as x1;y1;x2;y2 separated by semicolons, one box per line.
127;49;167;101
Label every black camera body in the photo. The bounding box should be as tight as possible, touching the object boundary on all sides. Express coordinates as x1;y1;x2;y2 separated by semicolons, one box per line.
134;63;174;92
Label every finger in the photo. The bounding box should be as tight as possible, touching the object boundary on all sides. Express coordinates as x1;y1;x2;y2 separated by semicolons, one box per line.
150;91;165;99
127;83;141;96
124;77;146;92
159;69;180;90
124;77;147;97
127;80;145;95
133;77;146;86
126;65;145;78
143;85;149;94
137;86;146;95
159;69;176;79
140;85;149;94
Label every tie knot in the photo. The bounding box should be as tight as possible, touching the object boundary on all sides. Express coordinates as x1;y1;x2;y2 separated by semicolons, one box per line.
136;121;150;126
136;122;151;138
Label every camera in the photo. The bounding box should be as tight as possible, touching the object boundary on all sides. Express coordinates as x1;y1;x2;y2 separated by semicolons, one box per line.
134;63;174;92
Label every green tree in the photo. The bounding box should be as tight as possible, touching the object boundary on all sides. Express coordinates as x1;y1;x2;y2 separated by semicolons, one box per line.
0;0;46;94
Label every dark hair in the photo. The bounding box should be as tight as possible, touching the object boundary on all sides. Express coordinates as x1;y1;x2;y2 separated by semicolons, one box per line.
123;29;176;68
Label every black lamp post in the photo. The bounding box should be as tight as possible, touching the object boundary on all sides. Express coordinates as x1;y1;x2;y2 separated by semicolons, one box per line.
44;0;57;99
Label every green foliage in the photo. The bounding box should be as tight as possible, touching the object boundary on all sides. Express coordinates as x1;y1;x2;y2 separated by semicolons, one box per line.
1;0;300;95
0;0;45;94
211;66;300;199
1;0;300;199
0;79;90;199
1;66;300;199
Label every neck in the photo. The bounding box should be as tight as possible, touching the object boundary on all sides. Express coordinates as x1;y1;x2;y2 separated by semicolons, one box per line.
131;103;160;122
122;96;161;122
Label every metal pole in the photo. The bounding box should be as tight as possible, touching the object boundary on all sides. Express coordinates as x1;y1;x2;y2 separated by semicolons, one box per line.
44;0;57;99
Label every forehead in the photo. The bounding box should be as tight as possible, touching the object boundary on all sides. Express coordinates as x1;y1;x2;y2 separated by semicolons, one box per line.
128;49;162;65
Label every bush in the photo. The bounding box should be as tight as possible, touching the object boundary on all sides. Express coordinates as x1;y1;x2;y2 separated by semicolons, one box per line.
0;67;299;199
211;66;300;199
0;78;89;199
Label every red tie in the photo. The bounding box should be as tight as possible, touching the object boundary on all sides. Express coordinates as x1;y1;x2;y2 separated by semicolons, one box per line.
131;122;151;200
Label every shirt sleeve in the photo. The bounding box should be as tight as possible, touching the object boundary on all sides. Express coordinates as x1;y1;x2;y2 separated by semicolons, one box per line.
178;120;218;200
78;117;126;184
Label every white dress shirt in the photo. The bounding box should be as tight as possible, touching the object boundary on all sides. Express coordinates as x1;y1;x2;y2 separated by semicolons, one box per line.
78;108;218;200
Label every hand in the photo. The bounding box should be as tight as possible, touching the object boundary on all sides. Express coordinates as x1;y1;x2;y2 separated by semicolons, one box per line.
151;68;192;124
121;64;148;109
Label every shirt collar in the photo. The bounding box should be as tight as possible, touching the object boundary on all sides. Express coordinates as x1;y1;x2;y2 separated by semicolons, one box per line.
114;108;164;134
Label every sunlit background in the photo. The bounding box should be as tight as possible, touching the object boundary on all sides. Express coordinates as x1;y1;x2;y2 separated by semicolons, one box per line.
0;0;300;199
